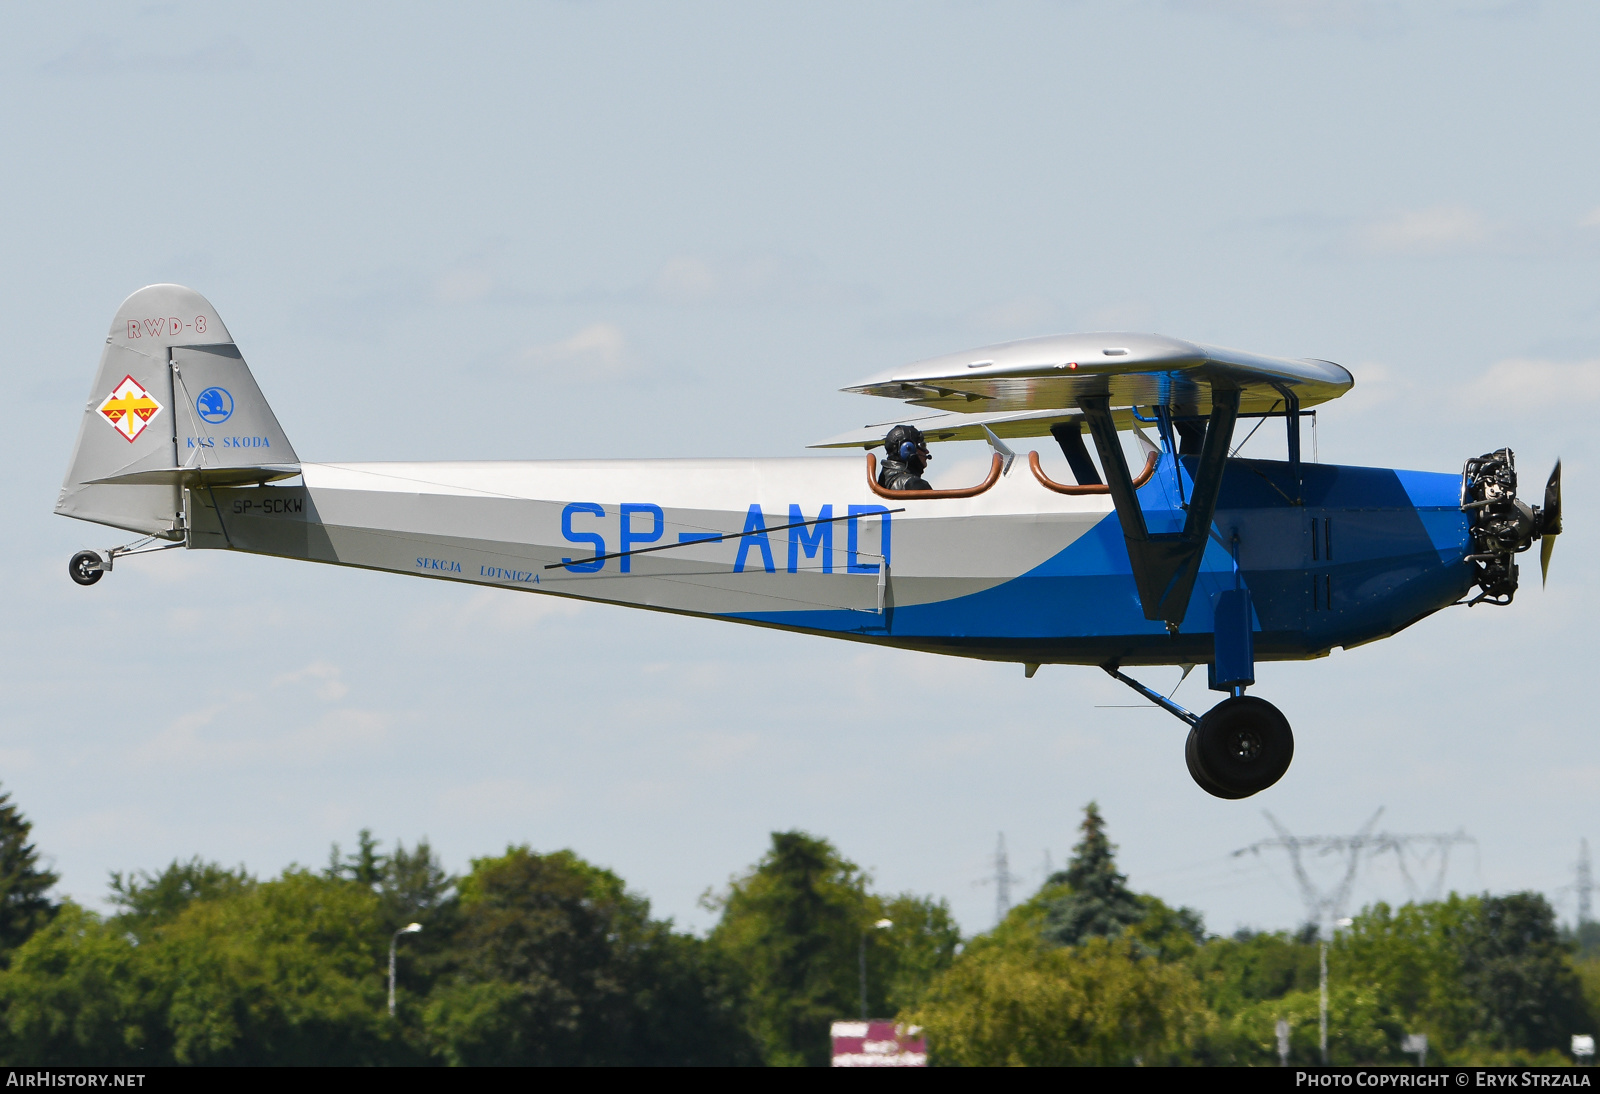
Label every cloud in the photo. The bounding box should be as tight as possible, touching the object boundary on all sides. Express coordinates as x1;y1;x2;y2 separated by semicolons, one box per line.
646;252;872;308
520;322;631;375
433;266;496;305
135;662;389;769
1079;300;1158;332
1343;204;1600;259
652;258;720;305
408;587;584;636
975;296;1062;333
271;661;350;702
1455;357;1600;416
43;33;253;75
1334;356;1600;421
1181;0;1403;33
1354;204;1495;256
435;777;564;822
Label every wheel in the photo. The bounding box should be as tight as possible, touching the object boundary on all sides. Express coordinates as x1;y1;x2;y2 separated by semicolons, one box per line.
69;550;104;586
1185;727;1231;798
1186;696;1293;799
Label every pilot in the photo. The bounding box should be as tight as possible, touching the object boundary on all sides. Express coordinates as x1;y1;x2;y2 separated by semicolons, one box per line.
878;424;933;491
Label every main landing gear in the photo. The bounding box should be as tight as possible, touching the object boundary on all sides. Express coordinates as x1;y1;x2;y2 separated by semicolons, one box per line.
1103;664;1294;799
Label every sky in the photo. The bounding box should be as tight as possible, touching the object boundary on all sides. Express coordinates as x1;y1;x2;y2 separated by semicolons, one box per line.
2;0;1596;938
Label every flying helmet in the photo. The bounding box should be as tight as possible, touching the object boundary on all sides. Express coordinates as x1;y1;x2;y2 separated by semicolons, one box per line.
884;424;930;464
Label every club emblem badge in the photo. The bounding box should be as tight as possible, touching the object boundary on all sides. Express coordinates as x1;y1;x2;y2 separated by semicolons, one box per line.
97;375;164;443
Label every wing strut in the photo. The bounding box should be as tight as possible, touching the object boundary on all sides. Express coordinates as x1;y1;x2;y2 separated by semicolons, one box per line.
1081;388;1240;629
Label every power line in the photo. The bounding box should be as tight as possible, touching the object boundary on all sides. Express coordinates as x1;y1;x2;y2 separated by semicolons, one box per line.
1232;810;1476;938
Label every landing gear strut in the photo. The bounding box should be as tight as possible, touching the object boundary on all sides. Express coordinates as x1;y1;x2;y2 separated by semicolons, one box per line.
1102;664;1295;798
66;534;183;587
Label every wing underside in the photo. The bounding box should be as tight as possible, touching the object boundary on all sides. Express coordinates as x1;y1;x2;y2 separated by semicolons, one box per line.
814;332;1351;448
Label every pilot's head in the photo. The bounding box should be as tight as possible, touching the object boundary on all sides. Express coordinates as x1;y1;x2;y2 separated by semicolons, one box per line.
884;424;931;471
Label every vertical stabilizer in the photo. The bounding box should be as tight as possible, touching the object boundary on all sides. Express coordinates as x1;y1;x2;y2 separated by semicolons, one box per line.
56;285;298;539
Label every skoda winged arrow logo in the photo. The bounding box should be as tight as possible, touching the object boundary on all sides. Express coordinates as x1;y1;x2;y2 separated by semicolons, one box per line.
196;386;234;424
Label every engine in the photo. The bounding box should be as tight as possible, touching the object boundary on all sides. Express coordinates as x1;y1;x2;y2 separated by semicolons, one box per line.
1461;448;1560;605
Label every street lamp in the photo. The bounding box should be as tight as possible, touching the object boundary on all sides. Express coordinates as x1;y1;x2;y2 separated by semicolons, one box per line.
389;922;422;1017
859;918;893;1020
1321;917;1353;1065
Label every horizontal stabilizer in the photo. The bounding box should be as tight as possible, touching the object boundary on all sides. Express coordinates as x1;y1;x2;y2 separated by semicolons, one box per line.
86;464;301;487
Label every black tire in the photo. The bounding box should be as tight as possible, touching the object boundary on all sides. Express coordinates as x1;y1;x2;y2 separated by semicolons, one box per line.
1185;727;1232;798
69;550;104;586
1187;696;1293;799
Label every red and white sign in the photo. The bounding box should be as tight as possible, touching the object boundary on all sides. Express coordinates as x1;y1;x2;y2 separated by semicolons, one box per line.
830;1021;927;1067
96;375;164;443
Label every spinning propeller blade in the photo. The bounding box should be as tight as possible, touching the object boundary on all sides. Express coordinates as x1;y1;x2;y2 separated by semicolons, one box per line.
1540;460;1561;586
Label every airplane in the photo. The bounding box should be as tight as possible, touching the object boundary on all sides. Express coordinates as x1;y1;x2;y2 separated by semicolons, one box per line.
56;284;1562;799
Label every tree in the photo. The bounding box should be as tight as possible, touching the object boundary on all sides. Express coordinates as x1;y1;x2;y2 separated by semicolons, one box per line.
423;846;755;1065
150;869;395;1065
326;828;384;887
706;831;958;1065
0;785;57;958
1040;802;1145;947
708;831;875;1066
907;929;1205;1065
879;893;962;1013
1457;893;1589;1054
109;858;252;937
0;870;397;1066
0;903;150;1065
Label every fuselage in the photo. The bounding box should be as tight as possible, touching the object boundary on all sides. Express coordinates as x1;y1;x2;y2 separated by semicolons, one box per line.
186;450;1473;668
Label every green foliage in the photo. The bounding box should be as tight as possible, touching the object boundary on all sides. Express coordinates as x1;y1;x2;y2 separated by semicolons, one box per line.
1456;893;1589;1054
0;870;392;1066
707;831;876;1066
905;805;1213;1066
0;785;1586;1068
1574;957;1600;1035
706;831;956;1066
109;858;252;937
1193;929;1320;1018
326;833;459;1013
1039;802;1144;948
1571;921;1600;961
0;785;57;960
1190;893;1593;1066
423;846;755;1065
907;923;1205;1065
149;868;395;1065
879;893;961;1013
0;903;147;1065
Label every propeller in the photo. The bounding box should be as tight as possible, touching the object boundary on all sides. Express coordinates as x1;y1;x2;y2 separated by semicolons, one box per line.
1539;460;1561;586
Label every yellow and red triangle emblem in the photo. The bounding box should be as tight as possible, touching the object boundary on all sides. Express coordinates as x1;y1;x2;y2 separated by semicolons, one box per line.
97;375;164;443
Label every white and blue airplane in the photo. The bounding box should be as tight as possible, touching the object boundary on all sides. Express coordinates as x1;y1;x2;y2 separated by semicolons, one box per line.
57;285;1561;798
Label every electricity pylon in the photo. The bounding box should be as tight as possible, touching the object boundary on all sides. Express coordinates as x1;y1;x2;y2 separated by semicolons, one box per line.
1233;809;1475;938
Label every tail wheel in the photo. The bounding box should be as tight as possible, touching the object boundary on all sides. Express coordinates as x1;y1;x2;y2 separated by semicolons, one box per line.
69;551;104;586
1186;696;1293;799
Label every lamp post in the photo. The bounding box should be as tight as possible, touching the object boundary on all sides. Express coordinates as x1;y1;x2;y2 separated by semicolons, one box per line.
1321;916;1352;1065
859;918;893;1020
389;922;422;1017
